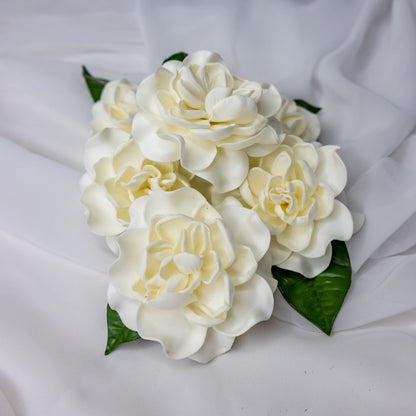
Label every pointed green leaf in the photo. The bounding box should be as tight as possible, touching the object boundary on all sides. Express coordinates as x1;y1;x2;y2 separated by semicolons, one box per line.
82;66;109;102
162;52;188;64
105;304;140;355
294;99;322;114
272;240;351;335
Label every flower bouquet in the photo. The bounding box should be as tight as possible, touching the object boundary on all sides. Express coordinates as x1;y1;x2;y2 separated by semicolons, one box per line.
81;51;360;363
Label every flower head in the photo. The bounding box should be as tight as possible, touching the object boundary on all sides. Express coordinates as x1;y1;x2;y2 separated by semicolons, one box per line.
133;51;284;192
239;135;353;277
81;128;189;236
108;188;275;362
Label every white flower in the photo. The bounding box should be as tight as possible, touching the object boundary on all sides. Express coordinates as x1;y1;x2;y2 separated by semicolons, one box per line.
108;188;276;362
91;79;141;134
275;97;320;142
132;50;283;193
80;128;189;236
239;135;353;277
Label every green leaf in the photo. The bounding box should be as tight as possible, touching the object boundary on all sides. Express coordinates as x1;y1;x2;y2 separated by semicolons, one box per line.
294;99;322;114
105;304;140;355
82;66;109;102
272;240;351;335
162;51;188;64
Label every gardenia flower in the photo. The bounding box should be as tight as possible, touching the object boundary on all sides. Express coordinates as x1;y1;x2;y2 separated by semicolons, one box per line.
80;128;189;236
108;188;276;362
132;50;284;193
239;135;353;277
91;79;141;134
275;97;320;142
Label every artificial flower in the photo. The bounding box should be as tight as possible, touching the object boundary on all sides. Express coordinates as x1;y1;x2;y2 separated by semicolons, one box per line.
108;188;275;362
238;135;353;277
81;128;189;236
91;79;141;134
275;97;320;142
132;50;284;192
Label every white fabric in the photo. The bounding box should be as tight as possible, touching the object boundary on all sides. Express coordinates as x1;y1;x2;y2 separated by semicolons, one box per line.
1;0;415;414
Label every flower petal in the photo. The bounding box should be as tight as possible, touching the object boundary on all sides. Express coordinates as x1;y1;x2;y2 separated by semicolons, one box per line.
204;87;232;117
257;84;281;118
107;283;141;331
136;304;207;359
194;272;233;318
314;145;347;196
179;133;217;171
226;245;257;286
80;183;125;236
132;112;180;162
109;228;148;299
210;94;257;124
219;205;270;261
191;124;235;142
136;67;175;115
268;238;291;265
190;328;234;363
84;128;130;176
278;243;332;278
143;188;207;225
183;50;224;66
215;273;274;337
276;222;314;252
299;200;353;258
196;148;248;193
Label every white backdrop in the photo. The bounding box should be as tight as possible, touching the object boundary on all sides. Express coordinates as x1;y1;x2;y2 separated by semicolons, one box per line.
1;0;416;415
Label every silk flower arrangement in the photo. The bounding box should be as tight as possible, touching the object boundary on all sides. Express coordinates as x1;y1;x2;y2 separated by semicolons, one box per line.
81;51;360;363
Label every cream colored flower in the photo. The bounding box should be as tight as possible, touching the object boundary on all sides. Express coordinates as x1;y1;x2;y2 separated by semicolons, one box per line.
275;97;320;142
108;188;275;362
239;135;353;277
91;79;141;134
133;50;284;192
80;128;189;236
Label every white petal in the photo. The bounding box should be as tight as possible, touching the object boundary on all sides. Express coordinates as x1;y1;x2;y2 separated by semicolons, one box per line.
80;183;125;236
276;223;314;252
143;188;207;224
210;219;236;268
136;304;207;359
268;238;291;264
179;133;217;171
191;124;235;142
293;143;319;171
215;273;274;337
173;253;203;274
256;252;278;292
190;328;234;363
204;87;232;116
132;112;180;162
257;84;281;118
194;272;234;318
299;200;353;258
227;245;257;286
107;283;141;331
314;146;347;196
219;205;270;261
210;94;257;124
278;243;332;278
196;148;248;193
84;128;130;175
183;50;224;66
155;215;192;243
136;68;174;115
128;195;150;229
147;291;196;310
109;228;148;298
